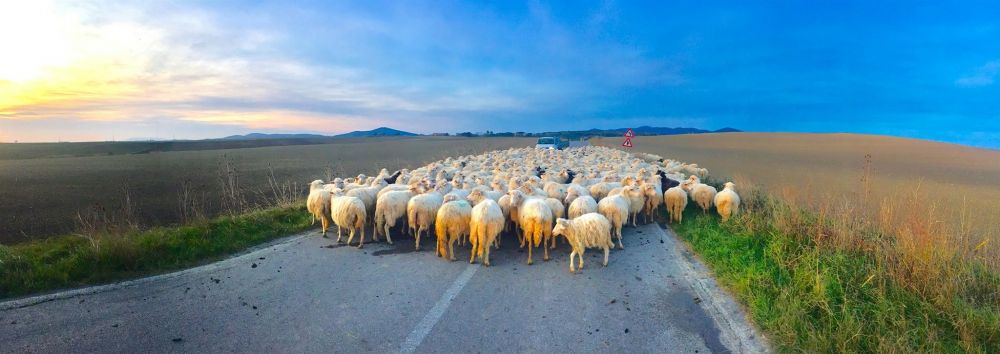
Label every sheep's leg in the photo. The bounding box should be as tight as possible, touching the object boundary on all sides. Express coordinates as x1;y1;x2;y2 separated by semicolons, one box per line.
469;236;478;264
617;228;624;249
336;226;343;243
357;226;366;249
526;240;534;265
346;227;356;246
414;226;421;251
320;218;328;238
448;236;457;261
384;223;394;245
569;250;576;272
483;243;491;267
542;235;550;261
602;246;609;267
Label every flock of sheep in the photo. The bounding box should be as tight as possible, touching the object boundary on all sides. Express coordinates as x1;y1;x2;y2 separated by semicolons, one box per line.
306;146;740;272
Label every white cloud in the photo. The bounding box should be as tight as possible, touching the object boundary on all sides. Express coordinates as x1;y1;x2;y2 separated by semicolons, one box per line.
956;60;999;87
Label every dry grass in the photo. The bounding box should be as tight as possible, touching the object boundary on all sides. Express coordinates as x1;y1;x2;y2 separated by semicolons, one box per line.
594;132;1000;262
0;136;533;244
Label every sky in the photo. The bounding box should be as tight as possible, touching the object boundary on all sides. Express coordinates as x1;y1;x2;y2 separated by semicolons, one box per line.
1;1;999;148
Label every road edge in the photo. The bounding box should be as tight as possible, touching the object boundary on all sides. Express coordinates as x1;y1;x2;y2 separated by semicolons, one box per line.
0;232;312;311
656;225;771;354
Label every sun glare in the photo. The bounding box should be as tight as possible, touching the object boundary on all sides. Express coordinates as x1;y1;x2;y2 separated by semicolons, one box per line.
0;1;74;83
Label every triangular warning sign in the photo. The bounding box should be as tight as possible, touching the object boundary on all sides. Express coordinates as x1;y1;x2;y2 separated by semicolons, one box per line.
622;138;633;148
624;128;635;138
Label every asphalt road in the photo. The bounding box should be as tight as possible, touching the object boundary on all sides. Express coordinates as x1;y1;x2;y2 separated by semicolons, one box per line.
0;223;766;353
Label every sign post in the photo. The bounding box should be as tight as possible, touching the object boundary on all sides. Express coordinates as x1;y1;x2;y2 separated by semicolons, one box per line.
622;128;634;148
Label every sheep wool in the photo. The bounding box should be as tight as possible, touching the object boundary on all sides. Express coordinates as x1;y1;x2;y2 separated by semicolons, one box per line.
567;195;598;219
469;199;504;266
597;194;629;249
330;195;367;248
714;182;741;221
552;213;614;272
435;200;473;261
663;186;688;224
307;180;334;237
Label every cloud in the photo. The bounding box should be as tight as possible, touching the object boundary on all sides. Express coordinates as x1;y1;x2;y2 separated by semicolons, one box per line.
956;61;1000;87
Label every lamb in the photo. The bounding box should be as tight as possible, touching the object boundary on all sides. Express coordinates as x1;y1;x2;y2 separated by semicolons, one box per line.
689;182;718;213
663;185;688;224
330;194;367;248
713;182;741;221
509;190;554;265
407;188;445;250
307;180;334;237
435;199;473;261
552;214;614;272
597;194;629;249
567;195;598;219
374;186;417;244
468;199;504;266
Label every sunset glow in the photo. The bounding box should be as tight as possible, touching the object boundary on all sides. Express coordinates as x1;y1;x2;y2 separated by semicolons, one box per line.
0;1;998;148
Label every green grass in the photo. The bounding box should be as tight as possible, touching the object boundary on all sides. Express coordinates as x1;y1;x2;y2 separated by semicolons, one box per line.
0;206;313;299
668;194;999;353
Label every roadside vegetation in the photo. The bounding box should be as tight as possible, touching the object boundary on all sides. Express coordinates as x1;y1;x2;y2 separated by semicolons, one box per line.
0;205;312;299
668;165;999;352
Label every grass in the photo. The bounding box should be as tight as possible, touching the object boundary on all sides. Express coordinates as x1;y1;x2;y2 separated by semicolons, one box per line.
0;205;313;299
666;178;999;353
0;136;533;243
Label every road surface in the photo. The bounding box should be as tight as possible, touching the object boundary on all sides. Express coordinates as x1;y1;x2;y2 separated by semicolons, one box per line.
1;224;766;353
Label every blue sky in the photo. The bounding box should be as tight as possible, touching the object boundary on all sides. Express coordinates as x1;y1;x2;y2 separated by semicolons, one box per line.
1;1;999;148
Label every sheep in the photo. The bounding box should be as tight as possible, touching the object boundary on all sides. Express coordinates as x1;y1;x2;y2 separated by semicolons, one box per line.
509;190;554;265
713;182;741;221
689;182;718;213
567;195;598;219
543;182;568;201
663;185;688;224
307;180;334;237
407;188;444;250
552;214;614;273
374;186;417;244
435;199;473;261
616;185;646;227
330;195;367;248
640;182;663;224
347;185;382;225
468;199;504;266
597;194;629;249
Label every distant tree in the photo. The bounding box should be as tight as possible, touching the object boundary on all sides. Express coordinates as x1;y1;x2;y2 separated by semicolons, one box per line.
458;132;476;137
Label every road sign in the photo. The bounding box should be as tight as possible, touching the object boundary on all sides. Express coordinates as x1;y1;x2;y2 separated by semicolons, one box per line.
622;138;633;148
624;128;635;138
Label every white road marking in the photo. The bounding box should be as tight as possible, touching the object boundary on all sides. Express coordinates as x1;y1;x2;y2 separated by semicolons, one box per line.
398;264;479;354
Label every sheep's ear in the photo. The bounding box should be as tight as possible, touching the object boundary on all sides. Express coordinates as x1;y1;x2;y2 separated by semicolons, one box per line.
556;218;568;225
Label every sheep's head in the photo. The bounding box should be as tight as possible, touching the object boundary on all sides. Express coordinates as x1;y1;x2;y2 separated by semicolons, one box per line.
641;183;657;195
443;194;458;203
680;181;694;192
508;190;525;206
724;182;736;191
310;180;324;191
564;189;579;205
552;218;572;237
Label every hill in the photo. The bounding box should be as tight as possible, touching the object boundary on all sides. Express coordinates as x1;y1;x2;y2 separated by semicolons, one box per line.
336;127;418;137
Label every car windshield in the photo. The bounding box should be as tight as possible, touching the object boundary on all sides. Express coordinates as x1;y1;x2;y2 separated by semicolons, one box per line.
537;138;555;144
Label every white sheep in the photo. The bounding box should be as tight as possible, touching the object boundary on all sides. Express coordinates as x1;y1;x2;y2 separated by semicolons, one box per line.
689;182;717;213
552;214;614;272
597;194;629;249
374;186;417;244
713;182;741;221
407;188;444;250
509;190;554;265
307;180;334;237
640;182;663;224
435;199;473;261
330;195;367;248
468;199;504;266
663;185;688;224
567;195;598;219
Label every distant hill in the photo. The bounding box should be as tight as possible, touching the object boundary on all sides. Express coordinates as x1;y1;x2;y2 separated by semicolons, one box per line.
335;127;417;137
221;133;330;140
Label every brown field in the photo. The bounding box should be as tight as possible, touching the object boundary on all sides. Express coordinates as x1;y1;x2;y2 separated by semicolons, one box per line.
0;137;533;244
594;133;1000;257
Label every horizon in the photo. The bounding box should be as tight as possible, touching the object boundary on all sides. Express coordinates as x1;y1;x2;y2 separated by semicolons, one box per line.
2;1;999;148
